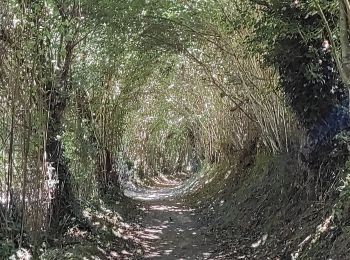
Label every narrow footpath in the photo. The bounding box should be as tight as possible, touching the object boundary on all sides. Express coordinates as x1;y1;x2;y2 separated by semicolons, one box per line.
136;200;214;259
122;177;224;260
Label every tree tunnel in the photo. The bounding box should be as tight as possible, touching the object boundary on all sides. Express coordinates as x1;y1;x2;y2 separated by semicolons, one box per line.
2;0;350;259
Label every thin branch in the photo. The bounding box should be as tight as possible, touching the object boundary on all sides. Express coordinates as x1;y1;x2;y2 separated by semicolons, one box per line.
315;0;350;88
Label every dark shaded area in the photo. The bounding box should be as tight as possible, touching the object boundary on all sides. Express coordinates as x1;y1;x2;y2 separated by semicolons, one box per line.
259;2;347;128
261;4;350;193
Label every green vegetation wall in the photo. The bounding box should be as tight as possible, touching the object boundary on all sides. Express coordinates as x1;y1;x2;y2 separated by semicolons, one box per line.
251;0;346;127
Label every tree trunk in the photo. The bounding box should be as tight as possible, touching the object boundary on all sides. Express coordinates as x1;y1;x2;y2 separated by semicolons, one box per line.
48;41;76;230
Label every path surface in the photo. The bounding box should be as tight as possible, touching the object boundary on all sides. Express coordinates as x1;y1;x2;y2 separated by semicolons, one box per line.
138;200;214;259
125;183;218;259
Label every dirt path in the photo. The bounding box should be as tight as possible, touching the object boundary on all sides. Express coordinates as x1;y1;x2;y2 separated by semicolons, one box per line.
137;200;214;259
124;183;219;260
40;179;224;260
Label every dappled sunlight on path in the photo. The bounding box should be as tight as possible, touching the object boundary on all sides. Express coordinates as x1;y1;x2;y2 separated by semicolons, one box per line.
122;181;218;259
137;200;215;259
123;171;206;201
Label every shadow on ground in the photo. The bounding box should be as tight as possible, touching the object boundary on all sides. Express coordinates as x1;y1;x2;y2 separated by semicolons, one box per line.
38;173;221;260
